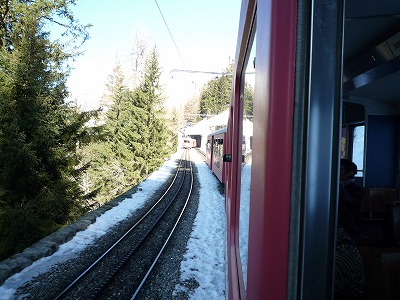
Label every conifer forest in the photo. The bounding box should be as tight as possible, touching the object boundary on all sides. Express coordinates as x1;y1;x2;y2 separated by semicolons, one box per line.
0;0;252;261
0;0;176;260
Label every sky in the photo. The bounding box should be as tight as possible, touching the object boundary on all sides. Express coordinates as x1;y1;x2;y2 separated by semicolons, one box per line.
0;149;234;299
65;0;242;111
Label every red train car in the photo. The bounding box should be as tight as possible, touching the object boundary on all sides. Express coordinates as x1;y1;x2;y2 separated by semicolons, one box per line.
182;137;196;149
226;0;400;299
206;127;227;184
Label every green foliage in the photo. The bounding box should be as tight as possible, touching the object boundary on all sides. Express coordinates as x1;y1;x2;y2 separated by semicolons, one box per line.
243;82;254;120
184;96;202;124
0;0;93;260
0;0;90;53
83;47;174;204
83;64;146;203
199;64;254;117
134;47;172;172
199;75;231;116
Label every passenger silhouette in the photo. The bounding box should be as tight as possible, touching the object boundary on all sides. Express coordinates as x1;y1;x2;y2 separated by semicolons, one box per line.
338;159;364;242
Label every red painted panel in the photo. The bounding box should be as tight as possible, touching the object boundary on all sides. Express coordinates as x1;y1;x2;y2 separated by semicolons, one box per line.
227;0;257;298
227;76;245;299
246;0;297;299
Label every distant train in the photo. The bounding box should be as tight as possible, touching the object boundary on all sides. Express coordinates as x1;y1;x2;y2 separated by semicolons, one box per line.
182;137;196;149
224;0;400;299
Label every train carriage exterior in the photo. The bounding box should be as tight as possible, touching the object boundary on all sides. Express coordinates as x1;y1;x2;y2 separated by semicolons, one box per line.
206;127;227;184
182;137;196;149
206;135;212;167
226;0;400;299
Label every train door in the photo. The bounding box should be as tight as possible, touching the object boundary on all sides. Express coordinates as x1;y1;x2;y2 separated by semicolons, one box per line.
279;0;341;296
225;0;256;298
230;0;400;299
237;15;255;297
206;135;212;168
228;0;344;299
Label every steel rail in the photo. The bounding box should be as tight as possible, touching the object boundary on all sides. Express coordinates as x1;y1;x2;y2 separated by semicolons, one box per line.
54;150;187;300
91;149;191;298
130;149;194;299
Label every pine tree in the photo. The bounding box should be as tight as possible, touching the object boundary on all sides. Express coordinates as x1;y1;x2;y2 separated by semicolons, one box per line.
198;64;254;118
0;0;92;259
199;71;232;116
84;64;146;203
104;65;146;187
133;47;172;174
82;48;174;205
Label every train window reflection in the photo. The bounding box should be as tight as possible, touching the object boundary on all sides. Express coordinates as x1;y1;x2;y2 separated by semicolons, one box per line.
352;125;364;177
239;34;255;291
341;103;365;177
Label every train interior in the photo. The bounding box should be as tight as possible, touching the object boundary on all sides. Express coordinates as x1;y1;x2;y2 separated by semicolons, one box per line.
342;0;400;298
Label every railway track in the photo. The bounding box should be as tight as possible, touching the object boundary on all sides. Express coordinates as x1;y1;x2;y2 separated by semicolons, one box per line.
52;149;194;299
194;147;206;160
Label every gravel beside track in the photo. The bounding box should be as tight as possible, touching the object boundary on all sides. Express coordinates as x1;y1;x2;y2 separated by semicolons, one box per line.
0;156;202;299
136;163;201;300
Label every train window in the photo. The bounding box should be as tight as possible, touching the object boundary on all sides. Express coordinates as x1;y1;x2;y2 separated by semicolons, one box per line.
238;27;255;292
341;103;365;177
352;125;365;177
341;127;347;158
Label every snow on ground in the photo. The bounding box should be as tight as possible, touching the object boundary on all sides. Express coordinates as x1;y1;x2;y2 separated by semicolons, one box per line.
0;149;226;299
173;159;226;298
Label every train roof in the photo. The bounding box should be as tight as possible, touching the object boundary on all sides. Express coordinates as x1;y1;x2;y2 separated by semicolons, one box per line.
207;127;227;137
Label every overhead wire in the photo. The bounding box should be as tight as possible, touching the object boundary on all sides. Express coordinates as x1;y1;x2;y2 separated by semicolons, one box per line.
170;69;255;75
170;69;232;75
154;0;186;68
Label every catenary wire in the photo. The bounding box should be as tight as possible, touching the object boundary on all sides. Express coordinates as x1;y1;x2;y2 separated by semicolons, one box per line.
154;0;186;68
